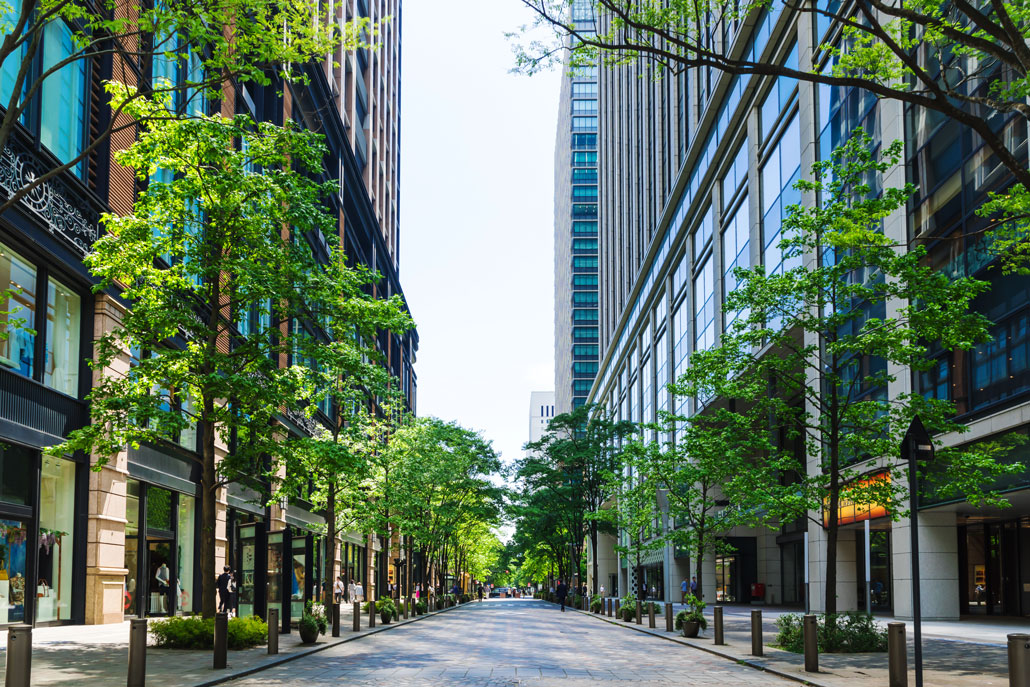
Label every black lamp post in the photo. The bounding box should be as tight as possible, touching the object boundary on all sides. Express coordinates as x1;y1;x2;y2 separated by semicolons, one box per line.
901;416;933;687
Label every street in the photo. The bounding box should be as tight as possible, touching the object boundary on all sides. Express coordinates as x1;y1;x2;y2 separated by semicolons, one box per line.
227;599;789;686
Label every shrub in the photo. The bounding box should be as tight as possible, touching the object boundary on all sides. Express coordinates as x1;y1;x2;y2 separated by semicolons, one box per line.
375;597;398;620
415;600;428;614
673;594;707;631
590;594;603;613
149;615;267;650
774;612;887;653
302;600;328;635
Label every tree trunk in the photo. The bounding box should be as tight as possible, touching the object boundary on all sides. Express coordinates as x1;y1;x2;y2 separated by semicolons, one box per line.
201;417;217;618
365;531;375;600
325;480;336;605
825;508;839;617
590;520;599;595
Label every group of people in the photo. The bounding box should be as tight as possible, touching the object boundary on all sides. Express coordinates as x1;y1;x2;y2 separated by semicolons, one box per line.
332;575;366;603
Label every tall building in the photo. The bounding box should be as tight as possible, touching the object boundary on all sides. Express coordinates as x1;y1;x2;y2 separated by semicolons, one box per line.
527;391;556;454
590;4;1030;620
0;0;414;627
553;3;599;414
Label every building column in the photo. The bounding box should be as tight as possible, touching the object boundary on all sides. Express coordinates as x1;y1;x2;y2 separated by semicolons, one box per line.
892;510;960;620
85;294;129;625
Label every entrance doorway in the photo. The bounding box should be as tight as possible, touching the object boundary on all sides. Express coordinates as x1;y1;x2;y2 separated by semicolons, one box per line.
147;540;173;616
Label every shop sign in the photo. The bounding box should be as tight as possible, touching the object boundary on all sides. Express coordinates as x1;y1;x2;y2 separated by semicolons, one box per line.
822;472;890;527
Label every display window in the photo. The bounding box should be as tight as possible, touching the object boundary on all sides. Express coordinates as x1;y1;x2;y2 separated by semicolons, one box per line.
37;456;75;622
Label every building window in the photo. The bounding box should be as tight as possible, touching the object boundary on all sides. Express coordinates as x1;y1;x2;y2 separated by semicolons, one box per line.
572;82;598;98
694;256;715;352
44;276;81;396
572;151;597;166
573;274;598;287
573;256;598;270
572;168;598;184
573;309;598;322
761;115;802;277
572;99;598;114
572;116;598;132
572;186;598;201
572;204;598;219
572;221;597;235
573;327;598;340
573;344;599;358
40;20;88;178
574;361;599;375
722;195;750;329
572;133;597;150
572;238;598;251
0;244;37;378
572;291;598;305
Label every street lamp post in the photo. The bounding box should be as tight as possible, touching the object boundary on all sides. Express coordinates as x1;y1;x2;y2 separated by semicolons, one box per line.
901;416;933;687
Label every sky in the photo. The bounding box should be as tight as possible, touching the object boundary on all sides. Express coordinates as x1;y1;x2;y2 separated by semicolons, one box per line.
399;2;561;468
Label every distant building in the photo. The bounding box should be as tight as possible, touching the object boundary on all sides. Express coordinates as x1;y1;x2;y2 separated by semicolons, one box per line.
527;391;556;456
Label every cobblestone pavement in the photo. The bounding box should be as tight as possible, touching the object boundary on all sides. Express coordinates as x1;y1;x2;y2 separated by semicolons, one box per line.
227;599;790;686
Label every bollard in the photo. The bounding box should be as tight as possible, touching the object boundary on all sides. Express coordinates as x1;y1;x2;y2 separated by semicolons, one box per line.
751;609;763;656
353;602;361;631
614;599;620;619
803;614;818;672
665;603;673;633
402;598;408;619
1010;633;1030;687
888;622;908;687
636;599;643;625
332;602;340;637
648;602;656;628
6;624;31;687
213;612;228;669
369;600;376;627
268;608;279;655
608;598;613;617
714;606;725;645
128;617;147;687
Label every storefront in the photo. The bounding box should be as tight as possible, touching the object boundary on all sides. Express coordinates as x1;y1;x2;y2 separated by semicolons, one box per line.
959;516;1030;616
0;444;86;626
123;475;198;618
715;537;757;603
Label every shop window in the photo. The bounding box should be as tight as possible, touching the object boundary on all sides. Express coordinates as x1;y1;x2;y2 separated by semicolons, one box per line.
176;494;195;613
0;518;28;623
37;456;75;622
124;479;140;617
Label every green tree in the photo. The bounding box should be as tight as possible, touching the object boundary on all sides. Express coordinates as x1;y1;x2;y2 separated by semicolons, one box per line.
682;133;1020;616
0;0;359;212
514;0;1030;268
50;90;402;617
520;404;635;594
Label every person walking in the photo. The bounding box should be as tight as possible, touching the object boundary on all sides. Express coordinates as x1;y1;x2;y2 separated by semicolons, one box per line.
334;575;345;604
555;579;569;612
217;566;232;613
477;584;484;602
690;576;699;598
680;577;689;604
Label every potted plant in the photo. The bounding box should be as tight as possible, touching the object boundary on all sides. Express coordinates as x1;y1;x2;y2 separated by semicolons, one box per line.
299;601;327;644
375;597;397;625
675;594;707;638
619;594;637;622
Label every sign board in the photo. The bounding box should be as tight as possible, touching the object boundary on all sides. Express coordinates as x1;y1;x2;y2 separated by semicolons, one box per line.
822;472;890;527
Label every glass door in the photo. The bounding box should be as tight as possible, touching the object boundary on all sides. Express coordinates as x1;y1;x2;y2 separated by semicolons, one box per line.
291;536;306;622
267;531;283;620
715;555;738;602
0;519;29;624
147;539;173;616
238;523;257;618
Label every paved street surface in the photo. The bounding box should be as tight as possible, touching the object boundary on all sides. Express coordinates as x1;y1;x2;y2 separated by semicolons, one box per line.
227;599;788;686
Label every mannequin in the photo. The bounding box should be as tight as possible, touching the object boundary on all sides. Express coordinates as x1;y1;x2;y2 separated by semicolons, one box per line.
155;563;170;613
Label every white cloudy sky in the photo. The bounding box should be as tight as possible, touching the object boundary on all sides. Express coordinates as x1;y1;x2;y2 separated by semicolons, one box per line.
399;2;561;468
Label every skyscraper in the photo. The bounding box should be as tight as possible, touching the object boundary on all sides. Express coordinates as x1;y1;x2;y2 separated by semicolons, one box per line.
554;2;599;413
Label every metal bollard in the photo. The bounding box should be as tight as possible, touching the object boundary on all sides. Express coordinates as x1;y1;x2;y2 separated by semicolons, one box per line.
369;600;376;627
1010;633;1030;687
332;602;340;637
751;609;763;656
608;598;613;617
648;602;656;628
636;599;643;625
889;622;908;687
803;614;818;672
268;608;279;655
402;598;408;619
665;603;673;632
6;624;31;687
128;617;147;687
353;602;361;632
213;612;228;669
614;599;620;619
714;606;725;645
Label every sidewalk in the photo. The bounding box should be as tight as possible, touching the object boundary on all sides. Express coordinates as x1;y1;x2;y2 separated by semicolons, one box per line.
0;602;457;687
582;600;1022;686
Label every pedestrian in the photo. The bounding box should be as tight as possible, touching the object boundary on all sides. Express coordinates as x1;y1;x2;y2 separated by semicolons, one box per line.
348;578;356;602
477;584;484;602
217;566;232;613
334;575;345;604
680;577;689;603
355;580;365;602
600;584;605;598
555;579;569;612
690;576;699;598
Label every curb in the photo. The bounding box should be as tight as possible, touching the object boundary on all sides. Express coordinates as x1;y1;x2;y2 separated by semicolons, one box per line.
195;602;466;687
543;600;826;687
